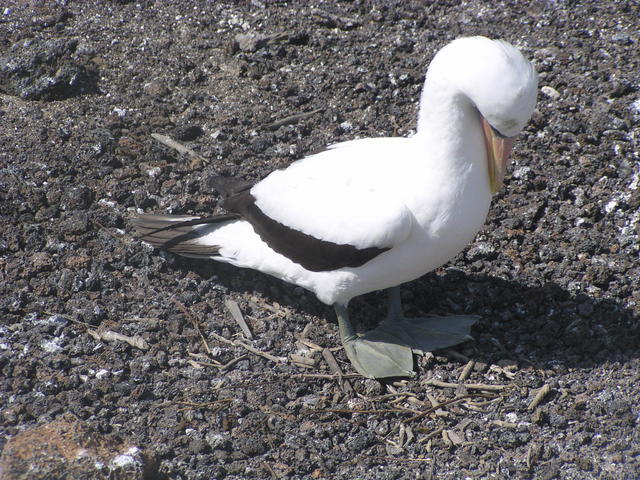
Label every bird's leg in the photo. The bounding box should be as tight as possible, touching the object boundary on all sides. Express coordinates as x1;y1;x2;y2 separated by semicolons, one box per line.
334;303;414;379
335;303;357;344
386;285;403;320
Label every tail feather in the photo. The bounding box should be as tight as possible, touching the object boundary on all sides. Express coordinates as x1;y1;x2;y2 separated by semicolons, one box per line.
208;175;253;199
132;213;238;258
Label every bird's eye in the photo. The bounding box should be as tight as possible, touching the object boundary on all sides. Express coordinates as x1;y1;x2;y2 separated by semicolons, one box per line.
490;123;508;139
474;106;509;139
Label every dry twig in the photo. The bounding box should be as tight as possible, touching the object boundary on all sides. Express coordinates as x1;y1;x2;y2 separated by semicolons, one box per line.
91;219;126;243
48;310;149;351
151;132;208;167
289;353;317;369
528;383;551;411
322;348;353;393
235;338;285;363
87;329;149;350
360;456;431;463
425;378;508;392
44;311;92;328
311;407;407;415
294;334;323;352
493;420;518;429
261;462;279;480
290;373;360;379
310;8;361;29
405;395;479;423
458;360;476;382
263;108;324;131
172;298;212;355
225;299;253;339
188;352;249;371
174;298;285;364
174;398;232;413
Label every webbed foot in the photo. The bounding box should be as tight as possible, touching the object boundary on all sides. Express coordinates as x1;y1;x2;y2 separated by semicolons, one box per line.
334;287;477;379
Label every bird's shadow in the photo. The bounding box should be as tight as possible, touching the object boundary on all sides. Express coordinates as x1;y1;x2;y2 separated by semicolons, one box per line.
178;256;639;371
409;271;639;371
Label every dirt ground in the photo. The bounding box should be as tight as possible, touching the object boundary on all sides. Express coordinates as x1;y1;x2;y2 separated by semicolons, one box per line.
1;1;639;479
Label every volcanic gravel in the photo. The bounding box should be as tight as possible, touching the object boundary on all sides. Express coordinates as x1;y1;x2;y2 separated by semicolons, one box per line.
1;1;639;479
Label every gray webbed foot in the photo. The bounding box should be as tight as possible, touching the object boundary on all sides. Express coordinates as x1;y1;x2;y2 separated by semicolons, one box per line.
334;287;477;379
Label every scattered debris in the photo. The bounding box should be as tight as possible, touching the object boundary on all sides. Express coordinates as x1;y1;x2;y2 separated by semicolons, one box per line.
289;353;317;369
263;108;324;131
151;132;208;168
458;360;476;382
425;378;508;392
225;299;253;339
174;298;285;363
310;8;361;30
87;329;149;350
528;383;552;411
3;1;639;478
322;348;353;394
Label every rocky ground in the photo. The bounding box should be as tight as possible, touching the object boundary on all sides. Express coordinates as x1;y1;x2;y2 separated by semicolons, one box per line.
1;1;639;479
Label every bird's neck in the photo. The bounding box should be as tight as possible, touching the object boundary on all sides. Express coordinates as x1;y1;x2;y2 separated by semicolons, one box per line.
414;79;486;175
408;79;492;227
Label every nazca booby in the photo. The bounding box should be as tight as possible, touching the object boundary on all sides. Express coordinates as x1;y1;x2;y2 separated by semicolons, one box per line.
134;36;538;379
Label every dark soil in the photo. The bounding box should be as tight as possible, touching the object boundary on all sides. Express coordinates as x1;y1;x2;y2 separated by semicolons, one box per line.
1;1;639;479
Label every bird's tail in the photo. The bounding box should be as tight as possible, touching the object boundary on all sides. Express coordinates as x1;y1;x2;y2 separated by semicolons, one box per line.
132;213;239;258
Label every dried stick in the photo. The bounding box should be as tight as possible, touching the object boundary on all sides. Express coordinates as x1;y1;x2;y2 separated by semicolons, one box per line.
426;379;507;392
172;298;212;355
225;299;253;339
151;132;208;166
528;384;551;411
87;329;149;350
263;108;324;131
322;348;353;394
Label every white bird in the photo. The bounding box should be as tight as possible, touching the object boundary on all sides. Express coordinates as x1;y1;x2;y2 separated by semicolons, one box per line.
134;36;538;379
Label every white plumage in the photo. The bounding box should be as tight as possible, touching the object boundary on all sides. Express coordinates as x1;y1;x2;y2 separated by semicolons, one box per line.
135;36;538;378
200;134;487;305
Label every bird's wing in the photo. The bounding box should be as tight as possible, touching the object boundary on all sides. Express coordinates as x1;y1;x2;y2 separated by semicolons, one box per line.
224;138;414;272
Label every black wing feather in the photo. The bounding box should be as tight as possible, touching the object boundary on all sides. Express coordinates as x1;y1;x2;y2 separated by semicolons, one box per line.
222;180;389;272
134;175;389;271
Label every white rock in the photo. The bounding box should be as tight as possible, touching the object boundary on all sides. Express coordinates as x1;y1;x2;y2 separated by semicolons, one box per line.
541;85;560;99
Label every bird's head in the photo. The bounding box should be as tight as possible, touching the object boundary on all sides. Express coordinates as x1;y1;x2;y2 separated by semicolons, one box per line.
422;37;538;193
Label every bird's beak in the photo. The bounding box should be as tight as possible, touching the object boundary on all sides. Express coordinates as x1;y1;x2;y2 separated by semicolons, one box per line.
482;117;516;194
